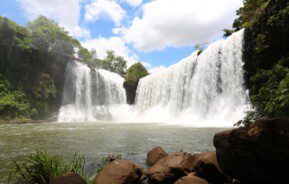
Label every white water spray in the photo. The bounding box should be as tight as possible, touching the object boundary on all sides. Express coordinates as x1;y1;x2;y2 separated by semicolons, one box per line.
58;30;249;126
57;61;128;122
135;30;249;126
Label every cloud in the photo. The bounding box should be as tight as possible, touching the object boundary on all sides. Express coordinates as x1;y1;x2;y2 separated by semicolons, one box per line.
81;36;138;66
148;65;167;74
122;0;243;52
120;0;142;7
85;0;126;25
17;0;90;39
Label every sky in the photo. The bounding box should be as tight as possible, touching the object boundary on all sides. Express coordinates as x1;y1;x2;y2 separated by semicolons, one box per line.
0;0;243;74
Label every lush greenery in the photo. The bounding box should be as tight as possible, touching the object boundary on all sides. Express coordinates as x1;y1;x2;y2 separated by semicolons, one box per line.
123;62;149;104
0;16;129;121
227;0;289;122
8;151;122;184
8;151;86;184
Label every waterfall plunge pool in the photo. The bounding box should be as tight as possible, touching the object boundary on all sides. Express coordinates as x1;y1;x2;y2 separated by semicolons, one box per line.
0;122;226;182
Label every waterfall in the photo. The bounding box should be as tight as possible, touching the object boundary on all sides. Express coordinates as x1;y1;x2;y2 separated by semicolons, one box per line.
57;61;127;122
58;29;249;126
135;30;249;126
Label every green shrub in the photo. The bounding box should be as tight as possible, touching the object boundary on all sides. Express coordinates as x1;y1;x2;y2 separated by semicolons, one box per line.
8;151;86;184
123;62;149;104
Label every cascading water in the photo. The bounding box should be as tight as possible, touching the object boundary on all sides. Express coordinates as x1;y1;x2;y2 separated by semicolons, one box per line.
135;30;249;126
58;30;249;126
57;61;127;122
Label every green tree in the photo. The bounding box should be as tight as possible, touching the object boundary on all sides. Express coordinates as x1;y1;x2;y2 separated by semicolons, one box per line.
123;62;149;104
101;51;127;77
227;0;289;124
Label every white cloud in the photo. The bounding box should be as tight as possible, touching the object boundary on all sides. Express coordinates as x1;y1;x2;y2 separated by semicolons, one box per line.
149;65;167;74
81;36;138;66
120;0;142;7
123;0;243;52
85;0;126;25
17;0;90;39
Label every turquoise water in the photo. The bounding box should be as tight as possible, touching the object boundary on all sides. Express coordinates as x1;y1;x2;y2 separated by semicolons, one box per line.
0;122;225;183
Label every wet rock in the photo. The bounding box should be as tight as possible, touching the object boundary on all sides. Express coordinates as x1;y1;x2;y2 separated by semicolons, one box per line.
147;146;168;166
214;118;289;184
95;159;143;184
174;173;208;184
50;172;86;184
148;152;195;184
192;152;229;184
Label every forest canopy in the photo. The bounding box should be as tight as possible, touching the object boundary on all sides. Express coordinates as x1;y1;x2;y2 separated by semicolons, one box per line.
0;16;129;120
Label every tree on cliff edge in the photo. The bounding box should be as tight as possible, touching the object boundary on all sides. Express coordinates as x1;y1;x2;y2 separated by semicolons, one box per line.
123;62;149;105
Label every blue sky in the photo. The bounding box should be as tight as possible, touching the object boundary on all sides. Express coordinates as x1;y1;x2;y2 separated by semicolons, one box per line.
0;0;242;73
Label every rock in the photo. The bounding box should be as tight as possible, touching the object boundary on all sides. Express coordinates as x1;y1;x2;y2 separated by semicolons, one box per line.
50;172;86;184
174;173;208;184
214;118;289;184
148;152;195;184
123;80;138;105
95;159;143;184
192;152;229;184
147;146;168;166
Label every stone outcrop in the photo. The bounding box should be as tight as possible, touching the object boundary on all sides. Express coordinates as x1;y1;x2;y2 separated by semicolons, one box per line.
95;159;144;184
50;172;86;184
148;152;195;184
174;173;208;184
146;146;168;166
192;152;228;184
214;118;289;184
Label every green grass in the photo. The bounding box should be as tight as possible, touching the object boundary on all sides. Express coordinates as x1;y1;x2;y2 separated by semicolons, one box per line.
8;150;86;184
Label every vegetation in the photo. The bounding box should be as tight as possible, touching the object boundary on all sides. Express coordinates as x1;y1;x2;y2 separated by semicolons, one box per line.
123;62;149;104
226;0;289;124
0;16;129;121
8;151;123;184
8;151;86;184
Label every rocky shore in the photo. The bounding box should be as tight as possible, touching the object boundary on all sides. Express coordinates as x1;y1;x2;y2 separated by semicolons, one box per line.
50;118;289;184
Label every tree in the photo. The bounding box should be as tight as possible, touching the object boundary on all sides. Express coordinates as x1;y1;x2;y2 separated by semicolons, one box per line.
101;51;127;77
123;62;149;104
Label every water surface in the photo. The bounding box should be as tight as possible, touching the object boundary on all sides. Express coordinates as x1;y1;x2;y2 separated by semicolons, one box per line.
0;122;226;182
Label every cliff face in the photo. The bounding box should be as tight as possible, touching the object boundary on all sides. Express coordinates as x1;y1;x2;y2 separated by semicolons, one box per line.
123;80;138;105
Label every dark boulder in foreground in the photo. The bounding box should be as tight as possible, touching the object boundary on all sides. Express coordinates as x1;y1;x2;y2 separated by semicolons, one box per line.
95;159;144;184
214;118;289;184
192;152;229;184
174;173;208;184
50;172;86;184
147;146;168;166
148;152;194;184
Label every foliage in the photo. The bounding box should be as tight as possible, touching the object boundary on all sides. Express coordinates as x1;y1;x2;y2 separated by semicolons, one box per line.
0;76;30;120
125;62;149;82
123;62;149;104
226;0;289;125
100;51;127;77
223;29;234;37
235;110;261;127
8;151;86;184
0;16;79;120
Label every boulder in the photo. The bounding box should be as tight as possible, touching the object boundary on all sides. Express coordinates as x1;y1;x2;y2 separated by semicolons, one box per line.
214;118;289;184
95;159;143;184
148;152;195;184
174;173;208;184
147;146;168;166
192;152;229;184
50;172;86;184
